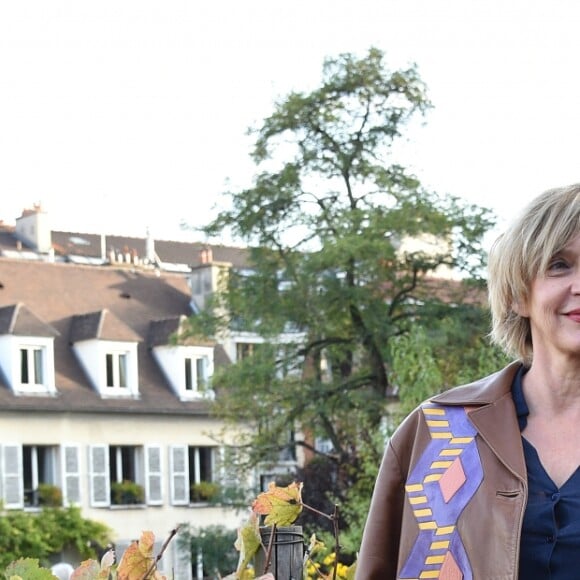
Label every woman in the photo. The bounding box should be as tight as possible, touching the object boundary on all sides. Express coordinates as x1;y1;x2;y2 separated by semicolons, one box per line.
356;185;580;579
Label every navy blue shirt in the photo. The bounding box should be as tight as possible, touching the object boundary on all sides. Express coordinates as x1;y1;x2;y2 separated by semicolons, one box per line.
512;366;580;578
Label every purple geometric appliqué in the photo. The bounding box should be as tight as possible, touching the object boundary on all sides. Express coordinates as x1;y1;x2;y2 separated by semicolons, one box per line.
399;405;483;580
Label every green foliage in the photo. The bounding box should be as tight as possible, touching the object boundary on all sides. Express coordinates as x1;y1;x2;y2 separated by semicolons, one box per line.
390;325;444;417
0;506;111;569
110;480;145;505
390;312;511;418
196;45;495;469
188;46;497;554
178;525;238;579
3;558;57;579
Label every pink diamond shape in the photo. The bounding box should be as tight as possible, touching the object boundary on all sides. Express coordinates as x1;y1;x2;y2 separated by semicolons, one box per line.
439;550;463;580
438;457;466;503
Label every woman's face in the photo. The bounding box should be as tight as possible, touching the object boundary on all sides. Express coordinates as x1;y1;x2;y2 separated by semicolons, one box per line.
519;233;580;365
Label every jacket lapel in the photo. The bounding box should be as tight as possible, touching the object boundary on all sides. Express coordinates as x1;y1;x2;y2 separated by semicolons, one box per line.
467;394;527;482
431;361;527;482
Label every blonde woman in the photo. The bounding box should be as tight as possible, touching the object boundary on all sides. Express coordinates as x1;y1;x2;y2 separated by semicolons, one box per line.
357;185;580;579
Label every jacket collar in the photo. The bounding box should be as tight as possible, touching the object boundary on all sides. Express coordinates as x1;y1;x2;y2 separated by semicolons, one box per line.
431;361;527;482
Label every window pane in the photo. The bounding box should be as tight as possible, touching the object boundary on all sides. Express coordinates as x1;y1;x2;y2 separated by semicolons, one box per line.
106;354;114;387
185;358;193;390
196;358;205;388
21;349;29;384
199;447;213;481
118;354;127;388
33;349;43;384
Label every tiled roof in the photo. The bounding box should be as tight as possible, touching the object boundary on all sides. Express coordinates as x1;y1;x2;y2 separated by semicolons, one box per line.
0;258;212;415
0;303;59;337
70;309;142;343
50;231;251;269
0;224;251;270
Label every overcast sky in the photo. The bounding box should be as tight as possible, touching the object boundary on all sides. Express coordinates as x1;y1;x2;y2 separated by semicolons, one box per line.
1;0;579;248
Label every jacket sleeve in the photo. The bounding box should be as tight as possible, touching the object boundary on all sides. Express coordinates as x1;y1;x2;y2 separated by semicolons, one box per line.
355;438;406;579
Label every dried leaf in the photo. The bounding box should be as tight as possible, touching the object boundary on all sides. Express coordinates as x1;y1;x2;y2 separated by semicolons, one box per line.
71;549;117;580
117;531;166;580
70;560;101;579
252;481;303;526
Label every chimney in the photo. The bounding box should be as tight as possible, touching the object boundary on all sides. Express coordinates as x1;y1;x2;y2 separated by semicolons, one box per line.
146;228;156;264
15;203;52;253
200;246;213;264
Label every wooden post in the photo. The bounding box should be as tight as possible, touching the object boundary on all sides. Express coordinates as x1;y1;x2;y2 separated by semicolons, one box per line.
255;526;304;579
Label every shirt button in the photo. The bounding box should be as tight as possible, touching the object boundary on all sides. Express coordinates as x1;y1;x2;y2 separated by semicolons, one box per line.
551;492;560;501
546;536;554;543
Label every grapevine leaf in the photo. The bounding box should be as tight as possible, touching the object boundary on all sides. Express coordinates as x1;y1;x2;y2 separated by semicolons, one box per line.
4;558;55;579
251;481;303;526
70;560;101;579
117;531;166;580
234;512;262;576
71;550;116;580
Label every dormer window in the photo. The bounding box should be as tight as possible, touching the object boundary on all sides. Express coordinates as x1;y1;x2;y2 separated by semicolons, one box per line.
0;304;58;396
148;317;215;401
70;310;140;399
151;345;214;401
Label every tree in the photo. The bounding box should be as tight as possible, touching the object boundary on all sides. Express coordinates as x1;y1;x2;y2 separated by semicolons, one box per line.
196;47;495;527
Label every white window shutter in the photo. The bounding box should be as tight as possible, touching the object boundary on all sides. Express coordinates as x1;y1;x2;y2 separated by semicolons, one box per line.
145;445;163;505
172;533;193;580
62;445;81;505
89;445;110;507
170;445;189;505
2;444;23;509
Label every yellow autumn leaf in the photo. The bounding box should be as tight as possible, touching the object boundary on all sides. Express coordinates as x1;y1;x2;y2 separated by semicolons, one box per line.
251;481;303;526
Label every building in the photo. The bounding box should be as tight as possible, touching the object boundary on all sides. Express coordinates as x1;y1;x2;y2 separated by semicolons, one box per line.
0;206;269;576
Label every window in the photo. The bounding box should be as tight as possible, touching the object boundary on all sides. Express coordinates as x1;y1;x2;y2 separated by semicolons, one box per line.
106;353;128;388
109;445;139;484
189;446;213;485
20;347;44;386
184;357;208;391
236;342;261;361
23;445;57;507
109;445;144;505
89;444;161;507
0;444;79;509
169;445;217;505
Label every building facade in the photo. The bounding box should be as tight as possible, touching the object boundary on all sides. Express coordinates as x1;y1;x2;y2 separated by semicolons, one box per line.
0;207;270;576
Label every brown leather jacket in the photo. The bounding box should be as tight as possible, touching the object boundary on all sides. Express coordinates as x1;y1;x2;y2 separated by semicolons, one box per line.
356;362;527;579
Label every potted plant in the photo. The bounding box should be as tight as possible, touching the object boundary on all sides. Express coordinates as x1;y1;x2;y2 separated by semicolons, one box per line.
37;483;63;507
111;480;145;505
190;481;220;503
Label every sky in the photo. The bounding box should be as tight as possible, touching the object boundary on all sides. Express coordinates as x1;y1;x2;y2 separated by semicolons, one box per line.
1;0;580;249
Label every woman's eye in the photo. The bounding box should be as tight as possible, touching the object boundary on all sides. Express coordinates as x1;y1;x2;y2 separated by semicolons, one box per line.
547;259;569;272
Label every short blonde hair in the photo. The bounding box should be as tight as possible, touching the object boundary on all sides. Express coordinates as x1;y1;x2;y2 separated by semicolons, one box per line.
488;184;580;362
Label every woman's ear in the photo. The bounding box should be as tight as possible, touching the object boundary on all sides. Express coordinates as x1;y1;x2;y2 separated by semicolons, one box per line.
512;298;529;318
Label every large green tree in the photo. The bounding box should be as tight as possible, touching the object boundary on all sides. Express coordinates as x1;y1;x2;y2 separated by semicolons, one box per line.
197;47;495;507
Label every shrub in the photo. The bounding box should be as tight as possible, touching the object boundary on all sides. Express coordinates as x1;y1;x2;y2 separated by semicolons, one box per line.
0;506;112;568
